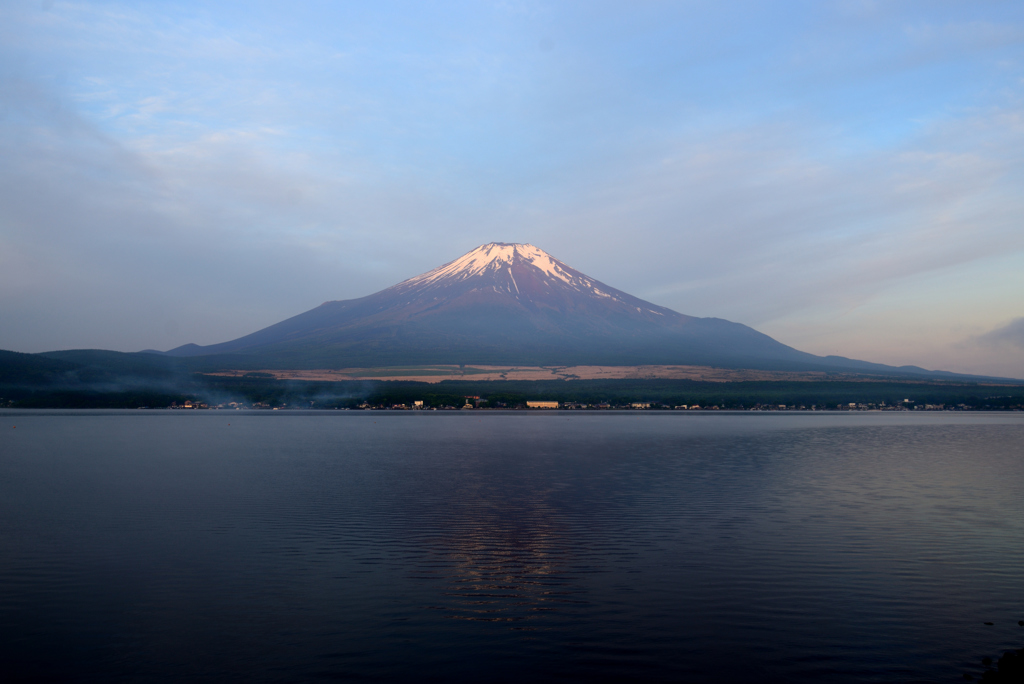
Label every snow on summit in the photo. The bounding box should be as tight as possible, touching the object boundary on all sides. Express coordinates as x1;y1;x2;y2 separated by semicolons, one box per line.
372;241;682;321
394;242;621;298
400;243;573;286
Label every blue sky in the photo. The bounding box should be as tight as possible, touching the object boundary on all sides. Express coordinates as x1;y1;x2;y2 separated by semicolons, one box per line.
2;0;1024;377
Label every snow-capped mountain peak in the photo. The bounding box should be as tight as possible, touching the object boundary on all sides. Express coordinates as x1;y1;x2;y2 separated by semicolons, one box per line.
161;242;915;378
397;243;570;287
391;242;630;304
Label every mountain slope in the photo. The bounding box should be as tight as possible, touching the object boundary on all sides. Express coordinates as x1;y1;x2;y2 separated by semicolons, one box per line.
160;243;963;376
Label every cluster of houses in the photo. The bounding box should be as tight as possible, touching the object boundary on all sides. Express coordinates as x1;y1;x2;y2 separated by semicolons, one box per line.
530;401;717;410
161;398;1011;411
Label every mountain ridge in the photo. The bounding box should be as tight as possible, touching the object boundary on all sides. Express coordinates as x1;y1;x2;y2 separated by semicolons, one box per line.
154;242;996;379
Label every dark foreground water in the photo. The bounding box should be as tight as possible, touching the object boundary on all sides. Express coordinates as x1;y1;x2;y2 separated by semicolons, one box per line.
1;411;1023;683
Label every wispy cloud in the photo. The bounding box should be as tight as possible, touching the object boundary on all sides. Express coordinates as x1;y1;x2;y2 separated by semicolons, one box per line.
978;318;1024;349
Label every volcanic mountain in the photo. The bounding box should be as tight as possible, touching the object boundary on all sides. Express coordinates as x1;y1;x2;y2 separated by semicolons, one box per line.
162;242;941;375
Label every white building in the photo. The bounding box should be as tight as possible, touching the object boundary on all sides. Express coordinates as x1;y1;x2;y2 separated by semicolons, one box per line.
527;401;559;409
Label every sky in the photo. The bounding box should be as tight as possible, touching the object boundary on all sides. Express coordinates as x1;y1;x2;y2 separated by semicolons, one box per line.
2;0;1024;378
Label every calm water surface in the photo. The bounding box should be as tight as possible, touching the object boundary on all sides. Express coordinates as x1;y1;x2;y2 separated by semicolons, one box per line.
1;411;1023;682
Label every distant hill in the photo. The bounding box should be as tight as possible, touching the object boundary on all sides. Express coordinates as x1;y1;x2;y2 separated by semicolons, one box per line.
0;349;80;385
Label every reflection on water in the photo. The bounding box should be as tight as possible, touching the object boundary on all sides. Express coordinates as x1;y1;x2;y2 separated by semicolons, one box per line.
428;508;574;625
0;411;1023;682
376;435;586;627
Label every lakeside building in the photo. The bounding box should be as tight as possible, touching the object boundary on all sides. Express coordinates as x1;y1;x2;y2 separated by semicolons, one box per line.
526;401;559;409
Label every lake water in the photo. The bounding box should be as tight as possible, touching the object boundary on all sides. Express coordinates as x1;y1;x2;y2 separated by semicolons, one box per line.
1;411;1022;682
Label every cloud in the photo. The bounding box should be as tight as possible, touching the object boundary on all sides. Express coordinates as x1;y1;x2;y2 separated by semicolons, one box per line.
978;318;1024;349
0;72;484;351
537;102;1024;324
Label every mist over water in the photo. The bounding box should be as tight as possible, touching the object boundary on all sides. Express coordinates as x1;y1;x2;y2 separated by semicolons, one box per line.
1;411;1022;682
